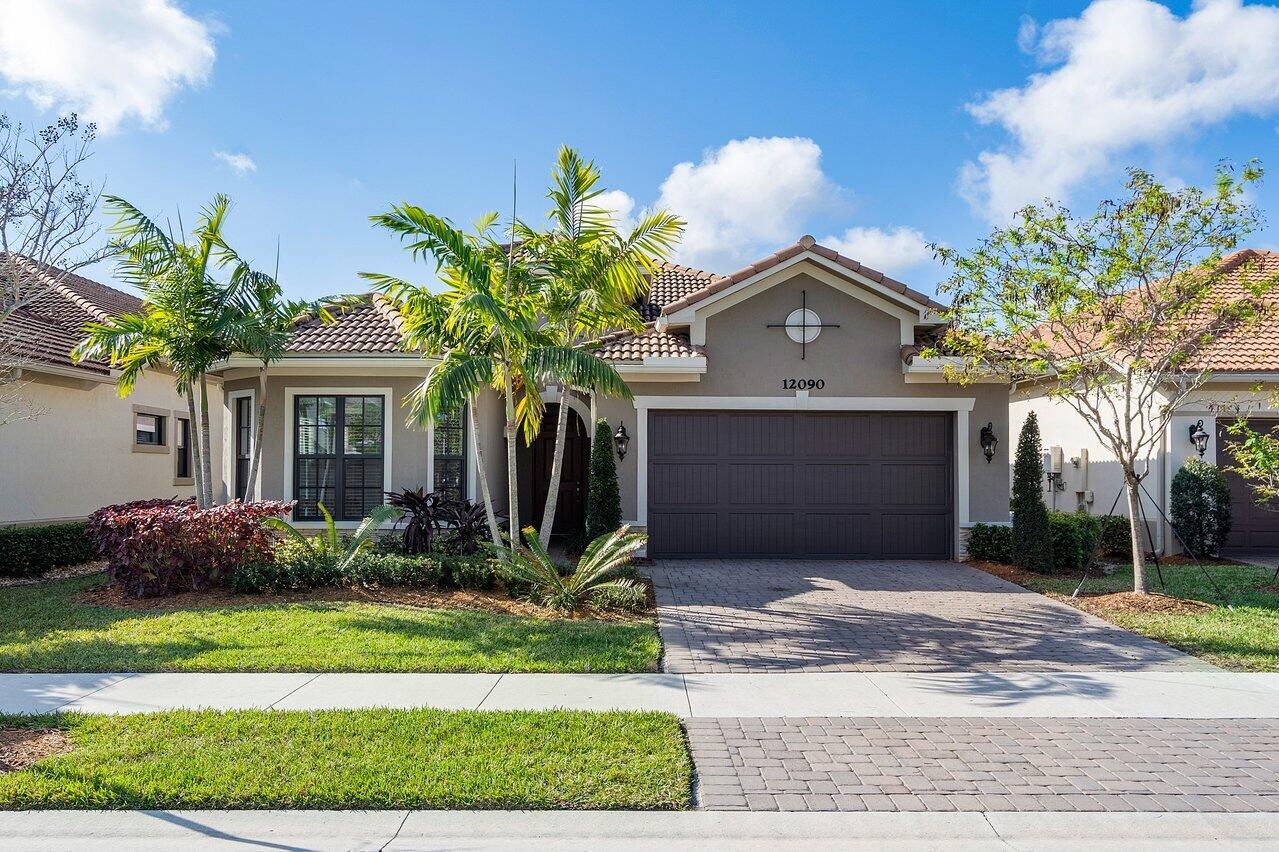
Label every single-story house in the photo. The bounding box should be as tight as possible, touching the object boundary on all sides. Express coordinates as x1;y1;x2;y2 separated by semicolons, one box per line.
1011;248;1279;555
0;256;222;525
211;236;1011;559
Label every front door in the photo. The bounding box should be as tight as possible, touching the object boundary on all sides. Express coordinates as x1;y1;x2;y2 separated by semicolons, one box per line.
1219;419;1279;550
531;404;589;536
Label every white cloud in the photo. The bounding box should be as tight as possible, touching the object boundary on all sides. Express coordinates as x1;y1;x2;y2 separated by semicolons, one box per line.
820;226;934;275
595;188;636;234
654;136;838;270
961;0;1279;222
213;150;256;174
0;0;216;132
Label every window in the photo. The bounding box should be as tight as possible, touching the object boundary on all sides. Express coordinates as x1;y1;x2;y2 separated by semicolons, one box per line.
433;409;467;501
175;417;192;480
135;412;165;446
294;394;385;520
234;395;253;500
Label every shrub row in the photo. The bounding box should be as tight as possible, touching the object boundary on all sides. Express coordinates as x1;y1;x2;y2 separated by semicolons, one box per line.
231;544;497;595
968;512;1134;572
0;521;96;578
87;499;292;597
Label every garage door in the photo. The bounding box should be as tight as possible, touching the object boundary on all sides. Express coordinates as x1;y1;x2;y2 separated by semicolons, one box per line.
1219;419;1279;551
647;410;953;558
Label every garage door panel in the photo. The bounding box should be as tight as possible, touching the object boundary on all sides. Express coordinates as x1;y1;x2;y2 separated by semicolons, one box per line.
726;512;794;554
725;413;794;456
1218;419;1279;551
803;462;873;505
649;512;719;555
651;462;718;506
648;410;953;558
728;463;794;504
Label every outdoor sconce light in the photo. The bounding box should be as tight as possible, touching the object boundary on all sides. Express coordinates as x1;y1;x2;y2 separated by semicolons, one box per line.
613;422;630;461
1189;420;1210;457
979;422;998;463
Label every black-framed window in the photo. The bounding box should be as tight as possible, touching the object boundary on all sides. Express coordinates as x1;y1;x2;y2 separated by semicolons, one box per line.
234;396;253;499
135;412;166;446
175;417;191;479
433;409;466;501
294;394;385;521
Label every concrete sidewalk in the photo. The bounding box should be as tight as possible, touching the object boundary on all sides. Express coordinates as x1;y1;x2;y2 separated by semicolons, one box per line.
1;809;1277;850
3;671;1279;717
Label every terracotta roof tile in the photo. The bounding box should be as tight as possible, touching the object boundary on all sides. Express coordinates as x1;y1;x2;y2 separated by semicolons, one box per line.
286;297;405;353
636;260;721;319
594;326;704;362
1196;249;1279;372
0;307;109;374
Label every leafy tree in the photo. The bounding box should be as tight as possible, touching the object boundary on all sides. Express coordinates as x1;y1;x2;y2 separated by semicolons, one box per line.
74;195;253;507
522;147;682;547
1225;416;1279;511
1012;412;1052;572
928;164;1279;592
1169;457;1232;558
586;418;622;542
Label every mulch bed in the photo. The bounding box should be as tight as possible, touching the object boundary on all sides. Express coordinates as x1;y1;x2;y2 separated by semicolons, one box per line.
75;579;654;623
0;728;71;773
0;561;105;589
967;559;1216;615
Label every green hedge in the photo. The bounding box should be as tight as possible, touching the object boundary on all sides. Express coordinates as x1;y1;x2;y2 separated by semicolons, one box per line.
970;512;1132;571
966;523;1013;563
0;521;95;578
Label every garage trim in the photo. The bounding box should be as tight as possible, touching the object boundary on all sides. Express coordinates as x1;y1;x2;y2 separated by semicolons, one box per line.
631;394;975;555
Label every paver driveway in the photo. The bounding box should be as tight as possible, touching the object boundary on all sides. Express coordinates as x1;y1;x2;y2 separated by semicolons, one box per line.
650;559;1210;673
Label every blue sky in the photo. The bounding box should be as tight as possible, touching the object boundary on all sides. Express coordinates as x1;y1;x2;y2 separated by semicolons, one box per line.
2;0;1278;299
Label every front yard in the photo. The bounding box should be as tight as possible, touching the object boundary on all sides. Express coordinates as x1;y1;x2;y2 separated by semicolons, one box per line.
0;574;660;673
974;560;1279;671
0;708;691;809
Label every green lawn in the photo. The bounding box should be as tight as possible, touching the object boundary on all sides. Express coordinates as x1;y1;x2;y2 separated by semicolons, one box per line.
0;709;691;810
0;575;660;673
1007;562;1279;671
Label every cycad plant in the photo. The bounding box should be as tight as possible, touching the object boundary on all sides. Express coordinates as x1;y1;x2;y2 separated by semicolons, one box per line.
263;502;400;573
491;524;646;612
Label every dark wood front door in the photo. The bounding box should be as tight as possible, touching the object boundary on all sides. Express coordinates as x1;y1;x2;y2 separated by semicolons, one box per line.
532;404;589;536
647;410;954;558
1219;419;1279;550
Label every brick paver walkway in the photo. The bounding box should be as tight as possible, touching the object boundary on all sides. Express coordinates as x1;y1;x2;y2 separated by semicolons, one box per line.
650;560;1209;672
688;717;1279;812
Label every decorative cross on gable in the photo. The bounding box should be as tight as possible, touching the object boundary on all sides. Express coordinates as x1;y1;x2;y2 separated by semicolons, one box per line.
766;289;840;360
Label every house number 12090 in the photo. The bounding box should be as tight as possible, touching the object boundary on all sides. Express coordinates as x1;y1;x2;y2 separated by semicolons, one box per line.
782;379;825;390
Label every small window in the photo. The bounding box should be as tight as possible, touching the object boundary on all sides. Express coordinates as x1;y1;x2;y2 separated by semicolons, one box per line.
433;409;466;501
175;417;192;479
136;413;166;446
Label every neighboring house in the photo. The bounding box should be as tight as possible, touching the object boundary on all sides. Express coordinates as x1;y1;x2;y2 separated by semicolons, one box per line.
0;258;223;525
211;236;1011;559
1011;248;1279;555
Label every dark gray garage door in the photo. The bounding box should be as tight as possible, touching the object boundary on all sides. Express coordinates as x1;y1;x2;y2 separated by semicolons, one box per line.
1219;419;1279;551
647;410;953;558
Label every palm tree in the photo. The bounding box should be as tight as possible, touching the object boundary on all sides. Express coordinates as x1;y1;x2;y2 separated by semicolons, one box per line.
223;252;346;501
74;195;248;508
524;147;684;548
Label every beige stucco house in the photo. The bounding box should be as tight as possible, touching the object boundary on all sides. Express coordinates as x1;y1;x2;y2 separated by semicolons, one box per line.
0;260;223;524
1010;249;1279;555
211;236;1011;559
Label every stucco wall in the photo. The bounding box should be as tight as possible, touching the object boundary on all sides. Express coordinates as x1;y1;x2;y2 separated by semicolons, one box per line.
596;271;1011;529
0;369;223;524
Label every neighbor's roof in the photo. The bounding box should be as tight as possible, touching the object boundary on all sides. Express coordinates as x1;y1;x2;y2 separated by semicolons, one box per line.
0;255;142;376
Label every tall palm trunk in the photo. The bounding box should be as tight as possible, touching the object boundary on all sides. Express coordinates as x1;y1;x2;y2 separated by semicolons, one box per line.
537;386;572;548
242;364;267;501
468;397;502;546
199;374;215;507
502;372;520;543
1125;473;1148;594
186;388;207;509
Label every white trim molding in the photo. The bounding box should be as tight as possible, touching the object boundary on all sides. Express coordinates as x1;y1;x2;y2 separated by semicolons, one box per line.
283;386;395;529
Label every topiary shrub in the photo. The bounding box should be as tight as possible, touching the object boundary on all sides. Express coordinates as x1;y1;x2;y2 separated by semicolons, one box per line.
1170;458;1232;558
1012;413;1053;572
0;521;95;577
966;523;1013;563
585;419;622;543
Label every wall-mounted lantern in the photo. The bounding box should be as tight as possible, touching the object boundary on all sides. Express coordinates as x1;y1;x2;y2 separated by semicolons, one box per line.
1188;420;1210;457
613;423;631;461
979;422;998;463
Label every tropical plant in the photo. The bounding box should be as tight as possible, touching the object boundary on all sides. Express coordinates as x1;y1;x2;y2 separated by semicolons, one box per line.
385;487;446;554
1225;415;1279;511
263;502;401;574
73;194;256;507
928;164;1279;592
437;497;490;554
489;525;645;612
521;147;683;547
586;418;622;542
1012;413;1052;572
1170;458;1232;558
